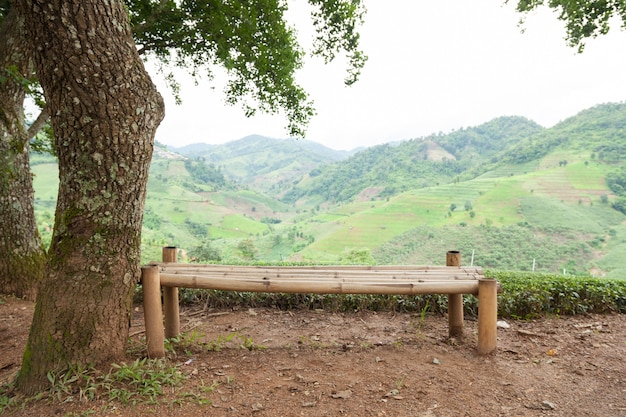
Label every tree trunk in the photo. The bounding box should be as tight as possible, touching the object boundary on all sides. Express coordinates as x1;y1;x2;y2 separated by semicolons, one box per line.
14;0;164;392
0;8;45;301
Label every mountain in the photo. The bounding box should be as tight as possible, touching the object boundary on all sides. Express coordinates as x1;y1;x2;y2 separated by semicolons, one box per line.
31;102;626;277
497;102;626;165
169;135;355;196
288;102;626;276
280;116;544;204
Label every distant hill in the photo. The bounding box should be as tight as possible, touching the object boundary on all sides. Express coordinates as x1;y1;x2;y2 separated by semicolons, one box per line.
169;135;355;196
497;102;626;165
32;102;626;277
280;116;544;204
288;102;626;276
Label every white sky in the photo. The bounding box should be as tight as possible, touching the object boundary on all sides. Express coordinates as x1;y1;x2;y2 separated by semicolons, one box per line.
151;1;626;151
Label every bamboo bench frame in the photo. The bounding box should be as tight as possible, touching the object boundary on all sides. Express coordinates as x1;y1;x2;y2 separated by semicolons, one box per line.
141;247;499;358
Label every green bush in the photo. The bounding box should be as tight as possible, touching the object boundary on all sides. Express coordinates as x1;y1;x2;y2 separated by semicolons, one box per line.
487;270;626;318
146;268;626;319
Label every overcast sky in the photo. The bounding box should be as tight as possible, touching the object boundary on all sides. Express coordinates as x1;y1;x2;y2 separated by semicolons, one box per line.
152;1;626;151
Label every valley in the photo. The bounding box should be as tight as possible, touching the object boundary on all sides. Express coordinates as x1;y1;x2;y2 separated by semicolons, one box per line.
32;102;626;278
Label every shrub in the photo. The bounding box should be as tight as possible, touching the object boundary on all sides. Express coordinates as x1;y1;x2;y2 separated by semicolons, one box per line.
487;270;626;318
172;270;625;319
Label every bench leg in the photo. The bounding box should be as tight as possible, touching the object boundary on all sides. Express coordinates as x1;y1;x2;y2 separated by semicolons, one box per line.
142;266;165;358
448;294;464;338
162;246;180;339
163;286;180;339
477;278;498;354
446;251;464;338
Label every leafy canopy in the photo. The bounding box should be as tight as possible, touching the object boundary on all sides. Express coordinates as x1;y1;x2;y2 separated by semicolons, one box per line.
126;0;367;137
510;0;626;52
0;0;366;138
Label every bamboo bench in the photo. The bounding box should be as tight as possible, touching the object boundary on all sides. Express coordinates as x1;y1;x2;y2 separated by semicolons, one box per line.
140;247;499;358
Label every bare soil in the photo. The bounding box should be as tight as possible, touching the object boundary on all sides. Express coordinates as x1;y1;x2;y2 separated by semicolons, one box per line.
1;296;625;416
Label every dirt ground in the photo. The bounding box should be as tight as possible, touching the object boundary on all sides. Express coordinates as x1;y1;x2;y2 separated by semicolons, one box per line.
1;296;625;417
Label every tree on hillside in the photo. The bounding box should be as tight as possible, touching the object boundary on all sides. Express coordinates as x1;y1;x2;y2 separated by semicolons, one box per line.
0;7;46;300
238;238;258;260
9;0;366;393
0;0;366;300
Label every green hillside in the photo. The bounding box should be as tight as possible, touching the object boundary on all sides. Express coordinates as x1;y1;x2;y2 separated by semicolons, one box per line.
32;146;296;263
141;152;295;262
498;102;626;165
31;102;626;278
293;157;626;277
289;103;626;276
32;154;59;246
171;135;353;196
281;116;544;204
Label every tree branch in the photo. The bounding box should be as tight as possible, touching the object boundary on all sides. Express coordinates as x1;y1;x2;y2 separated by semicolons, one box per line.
26;106;48;140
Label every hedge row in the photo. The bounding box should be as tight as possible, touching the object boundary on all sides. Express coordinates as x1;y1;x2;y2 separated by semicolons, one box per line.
487;270;626;318
171;270;626;319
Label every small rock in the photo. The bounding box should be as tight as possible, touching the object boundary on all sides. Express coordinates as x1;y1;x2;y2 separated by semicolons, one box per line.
251;402;264;411
302;401;317;407
331;390;352;399
432;358;441;365
384;389;400;398
497;320;511;329
542;400;556;410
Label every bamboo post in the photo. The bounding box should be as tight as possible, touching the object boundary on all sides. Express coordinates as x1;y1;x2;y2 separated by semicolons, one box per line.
477;278;498;354
162;246;180;339
446;250;464;338
142;266;165;358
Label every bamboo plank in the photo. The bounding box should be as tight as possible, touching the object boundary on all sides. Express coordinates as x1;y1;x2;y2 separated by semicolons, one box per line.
159;266;483;274
157;266;483;279
157;270;483;282
159;272;483;283
159;273;480;295
153;262;481;273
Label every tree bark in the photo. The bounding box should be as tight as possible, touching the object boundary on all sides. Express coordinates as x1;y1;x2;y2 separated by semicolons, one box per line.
0;8;45;300
14;0;164;392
